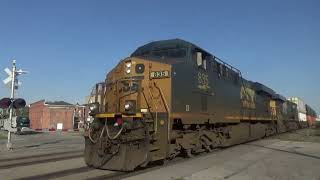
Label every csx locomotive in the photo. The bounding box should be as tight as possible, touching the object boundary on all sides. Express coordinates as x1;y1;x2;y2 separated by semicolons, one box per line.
84;39;314;171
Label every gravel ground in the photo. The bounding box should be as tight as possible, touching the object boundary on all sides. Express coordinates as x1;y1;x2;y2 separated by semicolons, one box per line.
270;127;320;143
127;128;320;180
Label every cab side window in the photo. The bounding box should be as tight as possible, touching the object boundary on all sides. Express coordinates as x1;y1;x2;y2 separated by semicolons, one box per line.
217;63;222;77
233;72;240;84
212;61;218;72
223;66;228;78
196;51;209;70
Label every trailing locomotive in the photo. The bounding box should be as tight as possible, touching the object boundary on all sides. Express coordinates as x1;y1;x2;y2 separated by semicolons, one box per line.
306;104;317;126
84;39;311;171
287;97;317;127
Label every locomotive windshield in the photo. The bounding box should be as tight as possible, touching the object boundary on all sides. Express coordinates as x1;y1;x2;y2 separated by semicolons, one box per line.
133;48;187;61
120;80;139;93
150;48;186;59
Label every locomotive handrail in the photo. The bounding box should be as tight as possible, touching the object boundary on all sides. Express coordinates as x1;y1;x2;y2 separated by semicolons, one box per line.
146;88;158;134
106;122;124;140
153;82;171;144
106;77;144;85
214;56;241;74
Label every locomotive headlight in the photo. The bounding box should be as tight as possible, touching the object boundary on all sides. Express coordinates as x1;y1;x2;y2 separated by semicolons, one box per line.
88;103;99;115
126;69;131;74
125;62;132;68
89;106;96;111
124;100;136;113
124;103;131;111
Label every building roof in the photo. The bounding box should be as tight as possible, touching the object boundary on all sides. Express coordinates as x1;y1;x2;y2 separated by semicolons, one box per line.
45;101;73;106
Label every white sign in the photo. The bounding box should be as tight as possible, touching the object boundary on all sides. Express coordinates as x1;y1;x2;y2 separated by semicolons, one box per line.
57;123;63;130
3;117;17;132
3;67;27;88
3;68;12;85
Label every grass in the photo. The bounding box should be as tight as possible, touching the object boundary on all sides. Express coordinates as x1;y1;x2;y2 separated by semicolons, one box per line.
0;131;7;140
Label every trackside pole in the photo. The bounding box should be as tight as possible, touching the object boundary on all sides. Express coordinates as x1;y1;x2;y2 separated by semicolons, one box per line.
7;60;16;150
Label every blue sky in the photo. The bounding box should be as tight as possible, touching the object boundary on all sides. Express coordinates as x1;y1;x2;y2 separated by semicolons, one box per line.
0;0;319;114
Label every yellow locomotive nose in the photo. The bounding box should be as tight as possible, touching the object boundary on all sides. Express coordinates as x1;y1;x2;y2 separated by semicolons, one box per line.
91;57;149;119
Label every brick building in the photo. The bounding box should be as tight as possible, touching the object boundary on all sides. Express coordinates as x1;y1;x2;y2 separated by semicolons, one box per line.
29;100;87;130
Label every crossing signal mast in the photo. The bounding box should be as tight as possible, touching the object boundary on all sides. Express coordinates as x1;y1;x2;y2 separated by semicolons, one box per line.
1;59;28;150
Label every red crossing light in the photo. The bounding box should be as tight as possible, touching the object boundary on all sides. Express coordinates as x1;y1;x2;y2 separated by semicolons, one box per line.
12;98;26;109
0;98;26;109
0;98;11;109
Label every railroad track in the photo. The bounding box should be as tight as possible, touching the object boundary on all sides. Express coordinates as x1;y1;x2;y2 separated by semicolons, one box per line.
0;137;285;180
0;150;83;169
0;137;293;180
0;147;221;180
87;149;225;180
1;140;312;180
1;129;317;180
0;150;125;180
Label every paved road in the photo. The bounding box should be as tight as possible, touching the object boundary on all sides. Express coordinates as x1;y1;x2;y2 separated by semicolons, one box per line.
0;130;319;180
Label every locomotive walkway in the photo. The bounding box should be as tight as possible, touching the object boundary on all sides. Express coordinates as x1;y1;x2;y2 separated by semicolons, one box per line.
0;129;319;180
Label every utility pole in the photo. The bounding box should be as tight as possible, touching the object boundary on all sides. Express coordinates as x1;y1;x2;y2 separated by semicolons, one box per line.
7;60;16;150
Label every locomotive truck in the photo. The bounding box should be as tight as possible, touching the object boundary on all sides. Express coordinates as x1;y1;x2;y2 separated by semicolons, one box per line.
84;39;313;171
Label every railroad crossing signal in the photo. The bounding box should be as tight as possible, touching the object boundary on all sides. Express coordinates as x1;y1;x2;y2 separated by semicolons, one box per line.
3;66;28;89
2;59;28;150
